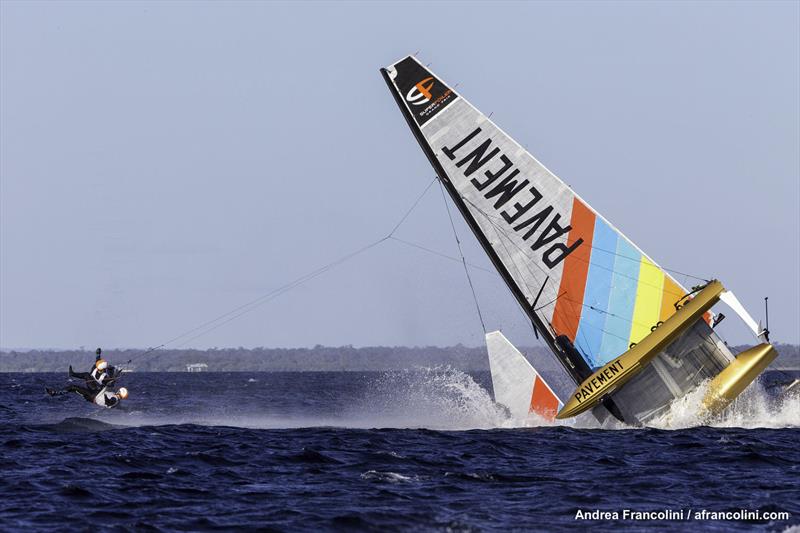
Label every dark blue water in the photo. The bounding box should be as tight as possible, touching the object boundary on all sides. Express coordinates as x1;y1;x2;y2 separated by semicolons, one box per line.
1;370;798;531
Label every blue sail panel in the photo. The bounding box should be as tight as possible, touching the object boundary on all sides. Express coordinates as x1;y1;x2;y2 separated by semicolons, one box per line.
596;238;641;365
573;219;618;368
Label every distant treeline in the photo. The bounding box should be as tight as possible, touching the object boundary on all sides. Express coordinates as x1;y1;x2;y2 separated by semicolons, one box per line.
1;343;797;373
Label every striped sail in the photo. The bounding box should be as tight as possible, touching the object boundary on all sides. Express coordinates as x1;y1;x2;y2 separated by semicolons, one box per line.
383;55;737;423
383;55;698;371
550;201;692;368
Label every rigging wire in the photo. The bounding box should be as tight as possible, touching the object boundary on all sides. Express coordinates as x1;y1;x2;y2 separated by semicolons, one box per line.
438;180;487;334
388;236;497;275
391;232;664;337
482;219;547;339
388;177;438;238
459;194;704;338
462;195;709;293
174;237;389;348
131;176;438;360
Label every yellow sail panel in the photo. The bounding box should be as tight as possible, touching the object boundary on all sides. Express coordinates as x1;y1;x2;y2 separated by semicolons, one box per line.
557;281;727;419
628;257;665;346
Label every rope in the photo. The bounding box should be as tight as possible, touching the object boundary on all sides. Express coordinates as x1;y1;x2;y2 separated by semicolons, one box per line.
482;220;547;339
132;177;438;360
388;177;438;237
462;196;708;294
388;236;497;275
175;238;389;348
438;180;487;334
393;221;682;339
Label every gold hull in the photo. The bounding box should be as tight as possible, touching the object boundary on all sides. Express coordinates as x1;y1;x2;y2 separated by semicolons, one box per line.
700;343;778;416
556;280;725;420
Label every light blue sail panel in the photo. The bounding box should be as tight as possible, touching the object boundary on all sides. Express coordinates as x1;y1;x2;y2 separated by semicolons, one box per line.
573;219;618;369
596;237;641;365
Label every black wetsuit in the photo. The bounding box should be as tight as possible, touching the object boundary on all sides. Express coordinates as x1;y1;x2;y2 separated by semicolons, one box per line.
49;352;123;406
69;365;119;389
60;385;120;407
64;384;98;402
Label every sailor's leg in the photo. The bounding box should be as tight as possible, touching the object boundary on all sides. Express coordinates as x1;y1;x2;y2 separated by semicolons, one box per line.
69;366;93;380
65;384;96;402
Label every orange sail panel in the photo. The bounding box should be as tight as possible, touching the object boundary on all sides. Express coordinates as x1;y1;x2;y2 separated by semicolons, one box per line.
552;198;595;341
529;375;561;421
660;276;684;322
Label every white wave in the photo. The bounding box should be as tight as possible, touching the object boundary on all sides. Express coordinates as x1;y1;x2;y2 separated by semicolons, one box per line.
356;366;606;430
648;379;800;430
353;366;509;430
360;470;417;483
85;368;797;432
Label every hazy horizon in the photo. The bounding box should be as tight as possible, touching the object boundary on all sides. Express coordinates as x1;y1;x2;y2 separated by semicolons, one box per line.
2;1;798;351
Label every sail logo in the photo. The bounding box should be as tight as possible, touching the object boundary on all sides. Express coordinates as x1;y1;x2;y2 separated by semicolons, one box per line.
406;77;435;106
440;127;584;269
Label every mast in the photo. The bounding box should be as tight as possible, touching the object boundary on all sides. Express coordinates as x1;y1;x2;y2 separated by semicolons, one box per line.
379;68;564;362
380;55;747;424
379;65;604;396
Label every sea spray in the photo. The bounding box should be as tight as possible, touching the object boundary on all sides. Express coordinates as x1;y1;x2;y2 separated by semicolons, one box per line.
359;366;509;430
53;370;797;431
649;379;800;430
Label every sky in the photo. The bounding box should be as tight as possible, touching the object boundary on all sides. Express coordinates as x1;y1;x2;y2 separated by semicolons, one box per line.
1;1;798;350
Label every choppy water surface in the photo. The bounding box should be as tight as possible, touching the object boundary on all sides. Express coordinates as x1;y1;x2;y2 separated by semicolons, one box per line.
1;369;798;531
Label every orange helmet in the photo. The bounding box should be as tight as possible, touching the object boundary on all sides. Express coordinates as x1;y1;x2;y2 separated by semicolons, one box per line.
96;359;108;371
117;387;129;400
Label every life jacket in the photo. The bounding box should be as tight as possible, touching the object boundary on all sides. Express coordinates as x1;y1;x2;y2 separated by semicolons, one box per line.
93;388;120;408
90;367;110;386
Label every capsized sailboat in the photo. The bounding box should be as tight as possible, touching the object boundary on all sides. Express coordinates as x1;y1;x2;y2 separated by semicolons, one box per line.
381;55;776;425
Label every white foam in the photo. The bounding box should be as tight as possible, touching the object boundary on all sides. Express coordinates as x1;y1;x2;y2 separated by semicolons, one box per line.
648;380;800;430
354;366;509;430
87;369;798;432
360;470;417;483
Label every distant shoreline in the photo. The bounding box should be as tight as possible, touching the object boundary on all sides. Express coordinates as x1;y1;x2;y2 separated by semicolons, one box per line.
2;344;798;373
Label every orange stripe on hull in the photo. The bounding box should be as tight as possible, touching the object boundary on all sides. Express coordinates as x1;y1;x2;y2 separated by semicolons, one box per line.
530;376;560;421
552;198;595;341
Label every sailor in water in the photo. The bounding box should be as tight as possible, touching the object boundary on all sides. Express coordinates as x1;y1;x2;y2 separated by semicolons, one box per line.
46;348;128;408
68;348;122;390
47;384;129;408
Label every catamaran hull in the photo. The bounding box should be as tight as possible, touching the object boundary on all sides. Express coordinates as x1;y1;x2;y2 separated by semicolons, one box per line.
701;343;777;415
557;281;726;419
381;54;775;426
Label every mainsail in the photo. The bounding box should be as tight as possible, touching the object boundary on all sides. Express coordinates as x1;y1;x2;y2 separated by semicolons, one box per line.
381;55;769;424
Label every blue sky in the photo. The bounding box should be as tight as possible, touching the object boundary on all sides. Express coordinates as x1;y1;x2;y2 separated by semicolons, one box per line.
1;1;798;349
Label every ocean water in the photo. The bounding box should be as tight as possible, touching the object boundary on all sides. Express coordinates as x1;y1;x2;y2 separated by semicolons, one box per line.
1;369;798;531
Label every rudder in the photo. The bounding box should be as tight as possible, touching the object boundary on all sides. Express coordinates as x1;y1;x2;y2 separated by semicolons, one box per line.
486;331;562;422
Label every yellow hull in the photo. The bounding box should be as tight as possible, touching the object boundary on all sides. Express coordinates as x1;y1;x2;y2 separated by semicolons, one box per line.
556;280;725;420
701;343;778;416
